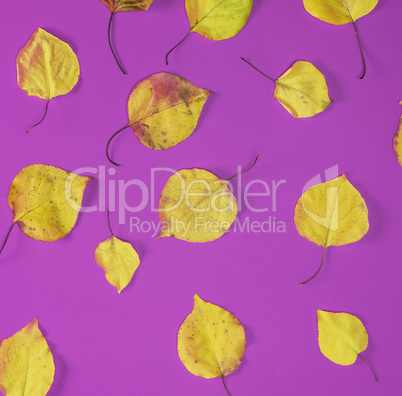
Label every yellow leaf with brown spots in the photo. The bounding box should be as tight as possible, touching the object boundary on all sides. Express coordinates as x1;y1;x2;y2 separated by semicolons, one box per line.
177;294;246;392
17;28;80;132
107;72;212;166
294;174;369;285
1;164;93;254
0;318;55;395
95;211;140;293
99;0;154;73
393;101;402;167
242;58;332;118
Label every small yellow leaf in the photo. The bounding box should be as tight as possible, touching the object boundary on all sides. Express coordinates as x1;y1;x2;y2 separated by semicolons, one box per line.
99;0;153;12
166;0;253;64
393;101;402;167
157;169;237;242
294;175;368;284
5;164;93;247
107;73;211;165
303;0;378;25
317;310;377;380
0;318;55;395
178;294;246;381
95;212;140;293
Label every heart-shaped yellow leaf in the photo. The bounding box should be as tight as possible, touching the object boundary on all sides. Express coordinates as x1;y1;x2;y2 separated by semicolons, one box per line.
17;28;80;132
106;72;212;166
157;169;237;243
1;164;93;255
166;0;253;64
242;58;332;118
178;294;246;393
317;310;377;380
303;0;378;78
0;318;55;395
99;0;154;73
95;211;140;293
393;101;402;167
294;174;369;284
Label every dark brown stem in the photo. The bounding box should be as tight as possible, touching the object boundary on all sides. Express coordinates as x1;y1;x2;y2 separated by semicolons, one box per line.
300;246;327;286
351;20;366;79
221;375;231;396
0;223;16;254
27;100;49;133
106;125;130;167
358;353;378;382
241;57;276;83
106;210;114;236
165;31;191;65
228;155;260;181
108;11;126;74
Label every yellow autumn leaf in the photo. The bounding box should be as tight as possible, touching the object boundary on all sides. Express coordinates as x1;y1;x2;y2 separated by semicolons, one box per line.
99;0;154;74
106;72;212;166
17;28;80;132
393;101;402;167
166;0;253;64
294;174;369;285
178;294;246;393
0;318;55;395
303;0;378;78
1;164;93;254
241;58;332;118
95;211;140;293
317;310;377;381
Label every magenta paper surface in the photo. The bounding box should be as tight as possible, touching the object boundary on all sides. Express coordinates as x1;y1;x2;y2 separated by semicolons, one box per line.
0;0;401;395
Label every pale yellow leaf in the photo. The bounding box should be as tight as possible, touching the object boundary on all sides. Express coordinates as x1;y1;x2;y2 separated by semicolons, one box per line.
393;101;402;167
0;318;55;395
99;0;153;12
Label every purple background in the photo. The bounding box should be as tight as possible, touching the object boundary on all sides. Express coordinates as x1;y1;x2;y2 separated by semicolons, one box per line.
0;0;401;394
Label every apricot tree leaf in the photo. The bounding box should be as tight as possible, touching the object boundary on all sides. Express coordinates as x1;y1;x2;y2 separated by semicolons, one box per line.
241;58;332;118
178;294;246;394
17;28;80;132
294;175;368;285
106;72;212;166
393;101;402;167
1;164;93;255
99;0;154;74
0;318;55;395
303;0;378;78
166;0;253;64
95;211;140;293
317;310;377;381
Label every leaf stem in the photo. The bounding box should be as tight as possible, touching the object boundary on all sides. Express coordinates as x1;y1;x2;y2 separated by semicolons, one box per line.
351;20;366;79
228;155;260;181
358;353;378;382
106;125;130;167
300;246;327;286
0;223;16;254
241;57;276;83
108;11;126;75
165;31;191;65
26;100;49;133
221;375;231;396
106;210;114;236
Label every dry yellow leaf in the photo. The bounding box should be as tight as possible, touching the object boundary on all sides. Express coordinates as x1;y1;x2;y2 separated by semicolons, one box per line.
242;58;332;118
317;310;377;381
303;0;378;78
294;175;369;285
178;294;246;393
166;0;253;64
106;72;211;166
393;101;402;167
1;164;93;254
156;157;258;242
17;28;80;132
95;211;140;293
99;0;154;74
0;318;55;395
